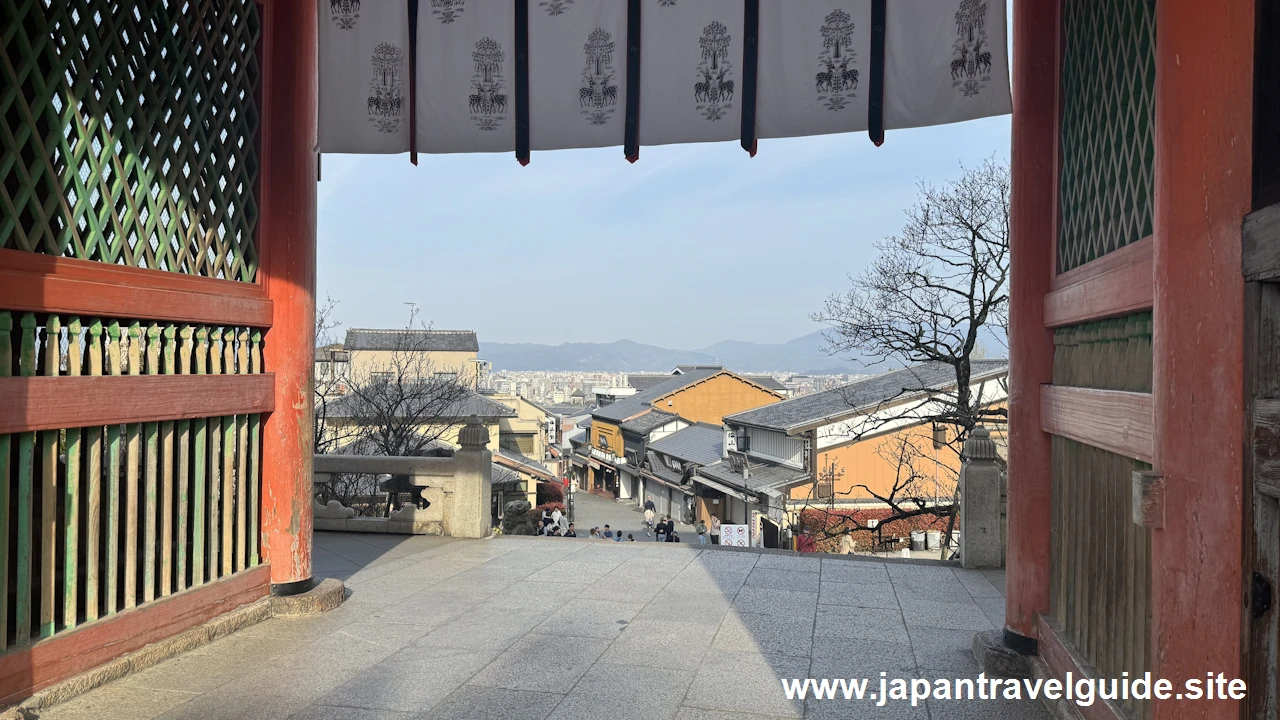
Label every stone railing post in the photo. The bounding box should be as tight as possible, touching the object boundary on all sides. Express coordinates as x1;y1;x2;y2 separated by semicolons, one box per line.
451;416;493;539
960;426;1003;569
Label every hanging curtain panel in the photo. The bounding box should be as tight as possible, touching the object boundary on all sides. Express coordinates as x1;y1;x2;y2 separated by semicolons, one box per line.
882;0;1011;130
638;0;745;147
756;0;872;140
416;1;517;153
318;0;412;153
317;0;1013;156
528;0;629;151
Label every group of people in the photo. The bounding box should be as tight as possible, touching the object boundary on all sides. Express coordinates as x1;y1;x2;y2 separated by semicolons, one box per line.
538;507;576;537
641;498;719;544
586;525;636;542
539;500;726;546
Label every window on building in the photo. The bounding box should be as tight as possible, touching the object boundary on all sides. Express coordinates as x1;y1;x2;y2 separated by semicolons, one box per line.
435;371;458;383
370;371;392;384
815;479;835;500
598;434;609;448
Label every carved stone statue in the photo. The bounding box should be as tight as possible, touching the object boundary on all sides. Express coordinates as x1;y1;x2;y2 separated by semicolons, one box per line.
501;500;536;535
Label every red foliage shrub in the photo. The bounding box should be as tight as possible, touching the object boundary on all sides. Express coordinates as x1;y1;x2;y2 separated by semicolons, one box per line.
528;502;566;524
536;481;565;506
797;507;954;554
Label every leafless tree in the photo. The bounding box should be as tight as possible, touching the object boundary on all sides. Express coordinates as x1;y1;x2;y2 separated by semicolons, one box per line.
313;295;357;455
802;431;957;549
315;307;474;515
807;159;1010;554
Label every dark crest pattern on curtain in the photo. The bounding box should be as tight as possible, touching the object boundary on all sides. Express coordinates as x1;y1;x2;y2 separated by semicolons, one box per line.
581;29;619;125
951;0;991;96
470;37;509;131
818;9;859;111
369;43;405;132
695;21;733;121
541;0;574;16
432;0;464;24
331;0;361;30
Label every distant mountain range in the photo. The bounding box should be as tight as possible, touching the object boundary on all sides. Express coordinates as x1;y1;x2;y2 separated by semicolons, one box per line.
480;332;883;374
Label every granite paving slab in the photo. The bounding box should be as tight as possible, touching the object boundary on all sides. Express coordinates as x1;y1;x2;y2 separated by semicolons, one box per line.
36;536;1045;720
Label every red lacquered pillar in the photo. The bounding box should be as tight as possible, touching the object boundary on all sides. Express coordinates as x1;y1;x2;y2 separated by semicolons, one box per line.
1003;0;1060;652
1149;0;1253;716
258;0;318;591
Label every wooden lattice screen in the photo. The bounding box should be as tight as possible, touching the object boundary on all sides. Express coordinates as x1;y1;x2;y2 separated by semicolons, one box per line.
0;0;273;672
0;0;261;281
1057;0;1156;274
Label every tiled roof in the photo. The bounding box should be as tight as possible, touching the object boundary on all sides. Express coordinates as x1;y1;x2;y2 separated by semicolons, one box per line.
334;436;455;457
642;451;688;488
744;375;788;392
696;458;808;494
491;464;524;488
344;329;479;353
619;409;681;436
723;361;1010;433
675;365;725;373
495;449;556;480
592;368;723;423
547;404;593;418
326;387;517;420
648;424;724;467
626;374;671;391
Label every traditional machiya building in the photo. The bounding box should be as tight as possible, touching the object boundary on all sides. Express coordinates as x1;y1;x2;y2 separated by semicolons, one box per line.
322;389;516;453
575;368;781;498
640;423;726;526
485;392;551;461
721;361;1008;512
343;329;491;390
2;0;1273;715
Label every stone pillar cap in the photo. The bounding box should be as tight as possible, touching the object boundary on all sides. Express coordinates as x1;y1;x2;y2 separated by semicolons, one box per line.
962;426;999;461
459;416;490;448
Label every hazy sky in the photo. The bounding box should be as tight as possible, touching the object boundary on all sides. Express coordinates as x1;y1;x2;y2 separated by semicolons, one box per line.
317;115;1011;349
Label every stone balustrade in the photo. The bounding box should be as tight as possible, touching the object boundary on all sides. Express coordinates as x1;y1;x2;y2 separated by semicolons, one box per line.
311;417;493;539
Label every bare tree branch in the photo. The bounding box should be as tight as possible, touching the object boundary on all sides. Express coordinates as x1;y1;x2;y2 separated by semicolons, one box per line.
314;306;475;515
805;159;1010;556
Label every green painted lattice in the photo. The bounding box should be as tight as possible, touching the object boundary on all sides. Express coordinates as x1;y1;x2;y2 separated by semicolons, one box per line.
0;0;261;281
1052;311;1153;393
1058;0;1156;274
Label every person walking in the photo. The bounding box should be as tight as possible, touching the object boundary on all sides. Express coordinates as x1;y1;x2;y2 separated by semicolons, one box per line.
696;519;708;544
710;515;721;545
643;505;655;536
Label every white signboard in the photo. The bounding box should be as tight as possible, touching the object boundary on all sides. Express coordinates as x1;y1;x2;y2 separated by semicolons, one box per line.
721;524;750;547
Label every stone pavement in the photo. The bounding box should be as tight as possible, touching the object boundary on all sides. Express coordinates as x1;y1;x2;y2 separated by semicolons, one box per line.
38;533;1049;720
570;490;703;543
